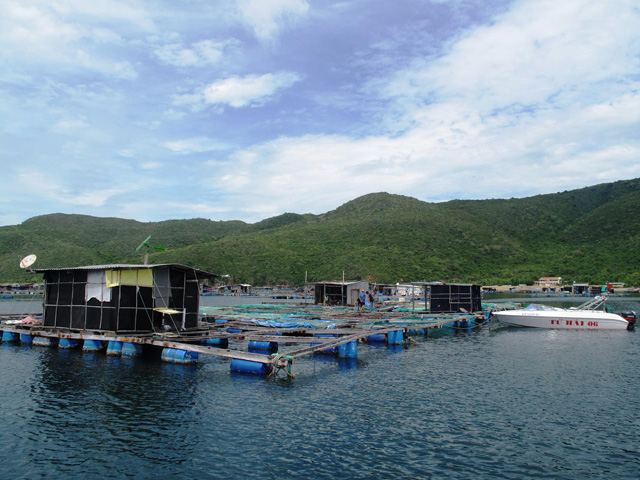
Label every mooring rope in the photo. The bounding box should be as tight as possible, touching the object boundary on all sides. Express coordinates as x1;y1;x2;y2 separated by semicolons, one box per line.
269;353;295;379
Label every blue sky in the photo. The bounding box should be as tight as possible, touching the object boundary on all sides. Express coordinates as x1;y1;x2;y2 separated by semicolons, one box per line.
1;0;639;227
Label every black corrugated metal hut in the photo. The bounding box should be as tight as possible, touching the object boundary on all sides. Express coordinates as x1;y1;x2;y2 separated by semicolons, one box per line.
33;264;217;333
416;282;482;313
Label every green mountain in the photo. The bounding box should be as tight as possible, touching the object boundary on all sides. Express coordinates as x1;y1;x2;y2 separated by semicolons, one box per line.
1;178;639;286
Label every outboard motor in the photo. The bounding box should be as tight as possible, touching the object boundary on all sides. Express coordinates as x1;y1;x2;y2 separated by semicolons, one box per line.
621;311;637;331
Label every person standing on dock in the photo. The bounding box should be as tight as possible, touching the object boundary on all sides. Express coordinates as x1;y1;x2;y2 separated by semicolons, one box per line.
368;291;375;311
357;291;366;312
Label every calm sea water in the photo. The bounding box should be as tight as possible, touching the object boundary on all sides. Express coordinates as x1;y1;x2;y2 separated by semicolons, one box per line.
1;296;639;479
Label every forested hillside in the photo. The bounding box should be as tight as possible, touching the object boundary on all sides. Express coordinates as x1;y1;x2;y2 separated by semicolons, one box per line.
1;178;638;285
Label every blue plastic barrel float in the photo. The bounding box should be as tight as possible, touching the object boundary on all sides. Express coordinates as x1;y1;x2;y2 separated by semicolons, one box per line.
82;339;105;352
58;338;79;349
456;317;471;328
161;348;199;364
1;331;19;343
387;330;404;345
120;342;143;358
338;340;358;358
248;340;278;351
32;336;57;347
230;358;271;375
106;341;123;356
202;337;229;348
172;348;198;364
365;333;387;343
20;333;34;344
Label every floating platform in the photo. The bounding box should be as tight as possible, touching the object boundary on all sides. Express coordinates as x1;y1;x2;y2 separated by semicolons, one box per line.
1;304;488;379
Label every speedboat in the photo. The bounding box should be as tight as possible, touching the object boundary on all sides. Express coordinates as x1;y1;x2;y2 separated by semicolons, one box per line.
492;295;636;330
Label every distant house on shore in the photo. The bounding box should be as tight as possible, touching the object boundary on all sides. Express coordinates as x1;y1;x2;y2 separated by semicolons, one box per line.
216;284;252;295
230;284;252;295
535;277;563;289
566;283;589;294
482;285;515;293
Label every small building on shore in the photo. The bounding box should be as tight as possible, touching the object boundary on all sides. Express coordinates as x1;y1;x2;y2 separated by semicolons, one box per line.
216;283;252;295
0;283;43;295
314;280;370;306
482;285;515;294
535;276;563;290
568;283;590;294
34;264;217;333
230;284;252;295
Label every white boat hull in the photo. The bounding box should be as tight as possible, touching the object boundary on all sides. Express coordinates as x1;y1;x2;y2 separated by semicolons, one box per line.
492;309;629;330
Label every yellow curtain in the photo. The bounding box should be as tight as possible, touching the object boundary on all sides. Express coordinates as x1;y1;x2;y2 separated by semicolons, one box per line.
105;269;154;287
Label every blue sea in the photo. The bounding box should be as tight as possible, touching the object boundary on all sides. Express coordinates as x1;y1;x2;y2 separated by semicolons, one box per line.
1;296;639;479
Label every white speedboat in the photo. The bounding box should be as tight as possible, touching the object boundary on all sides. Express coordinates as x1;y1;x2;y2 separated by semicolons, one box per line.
492;295;635;330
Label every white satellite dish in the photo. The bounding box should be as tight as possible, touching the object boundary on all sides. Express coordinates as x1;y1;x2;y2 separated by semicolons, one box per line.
20;254;37;269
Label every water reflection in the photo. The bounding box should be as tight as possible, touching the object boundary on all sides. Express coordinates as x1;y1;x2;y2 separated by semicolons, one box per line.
21;344;204;476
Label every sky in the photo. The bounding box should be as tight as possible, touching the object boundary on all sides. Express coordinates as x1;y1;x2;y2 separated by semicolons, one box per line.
1;0;639;227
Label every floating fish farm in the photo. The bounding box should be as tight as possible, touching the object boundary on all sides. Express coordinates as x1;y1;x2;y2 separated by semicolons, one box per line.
1;304;489;378
0;263;492;379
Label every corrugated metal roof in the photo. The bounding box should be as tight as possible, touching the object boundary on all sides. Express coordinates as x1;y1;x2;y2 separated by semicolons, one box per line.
33;263;218;278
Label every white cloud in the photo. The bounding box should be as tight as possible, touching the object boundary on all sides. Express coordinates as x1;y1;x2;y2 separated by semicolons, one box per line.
171;92;207;109
74;50;138;79
50;116;88;133
14;169;127;208
117;149;136;158
165;202;232;216
155;44;199;67
238;0;309;42
0;3;84;59
203;72;302;108
193;39;233;63
198;0;640;217
1;0;638;227
154;39;236;67
141;161;161;169
0;0;152;78
90;27;125;44
49;0;155;30
165;138;228;154
203;134;420;219
381;0;640;118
